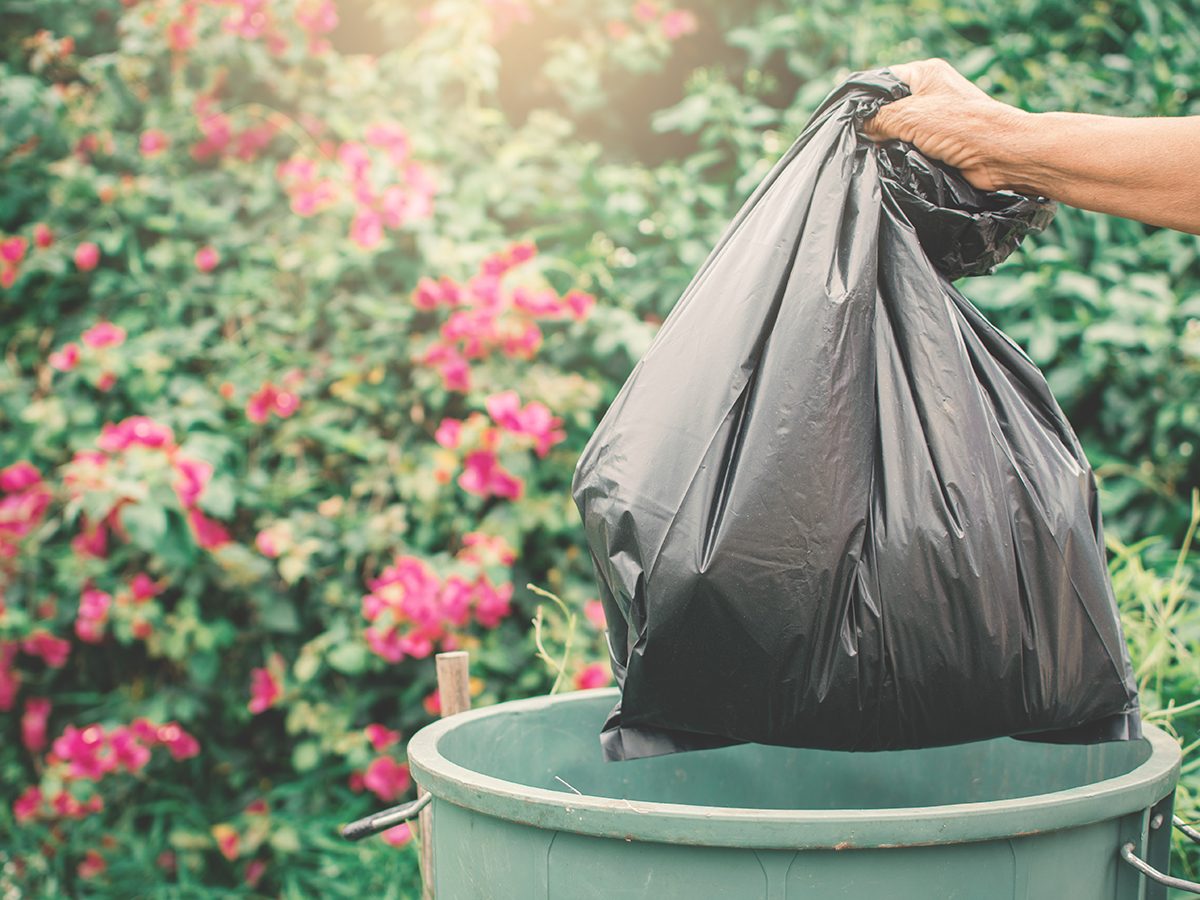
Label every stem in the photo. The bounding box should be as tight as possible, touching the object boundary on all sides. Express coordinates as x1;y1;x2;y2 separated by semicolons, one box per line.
527;583;579;695
1145;697;1200;721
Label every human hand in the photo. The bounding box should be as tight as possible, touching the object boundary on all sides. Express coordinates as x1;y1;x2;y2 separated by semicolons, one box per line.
863;58;1030;192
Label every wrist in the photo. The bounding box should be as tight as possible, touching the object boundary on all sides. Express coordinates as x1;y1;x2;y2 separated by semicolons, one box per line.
986;107;1050;197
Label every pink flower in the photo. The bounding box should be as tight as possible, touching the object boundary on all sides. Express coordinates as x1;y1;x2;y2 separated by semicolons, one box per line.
131;718;160;743
255;528;281;558
296;0;339;40
510;286;561;317
188;508;231;550
139;129;170;156
109;726;151;772
194;245;220;272
457;450;523;500
423;689;440;716
277;156;317;182
53;724;114;780
484;393;564;458
192;109;232;161
458;531;517;566
564;289;595;319
412;275;461;310
338;141;371;183
212;824;240;861
13;786;42;822
33;223;53;248
517;402;566;456
74;242;100;272
21;697;51;753
632;0;658;22
363;756;411;802
248;667;281;714
22;630;71;668
78;850;107;880
130;573;164;602
484;390;523;431
156;721;200;759
660;8;697;39
472;577;513;628
246;383;299;423
96;371;117;391
434;418;462;449
233;121;279;161
360;555;456;662
246;386;274;423
0;461;42;493
245;858;266;887
81;321;126;349
75;588;113;644
381;822;413;846
574;661;612;690
364;625;406;663
71;516;109;560
167;21;194;52
273;390;299;417
364;122;409;160
365;723;401;751
500;320;543;359
438;576;473;627
172;455;213;508
49;341;81;371
51;789;99;818
421;343;471;392
584;599;607;629
0;469;52;558
0;236;27;265
0;642;20;711
97;415;173;451
350;208;384;249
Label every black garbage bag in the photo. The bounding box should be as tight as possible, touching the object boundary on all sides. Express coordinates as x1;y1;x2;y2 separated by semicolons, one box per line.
571;68;1142;762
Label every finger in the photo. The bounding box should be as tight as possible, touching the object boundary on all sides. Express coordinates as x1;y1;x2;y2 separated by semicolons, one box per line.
862;109;888;140
863;98;909;141
885;61;920;87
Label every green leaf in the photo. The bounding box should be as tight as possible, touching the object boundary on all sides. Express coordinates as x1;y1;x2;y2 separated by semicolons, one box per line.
257;595;301;633
327;641;368;676
121;501;168;552
292;741;321;773
270;825;302;854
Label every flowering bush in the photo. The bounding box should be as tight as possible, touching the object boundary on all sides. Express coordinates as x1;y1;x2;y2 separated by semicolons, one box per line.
0;0;647;892
2;0;1198;894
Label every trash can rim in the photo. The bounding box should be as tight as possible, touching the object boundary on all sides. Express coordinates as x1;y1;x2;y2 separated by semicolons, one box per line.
406;688;1179;850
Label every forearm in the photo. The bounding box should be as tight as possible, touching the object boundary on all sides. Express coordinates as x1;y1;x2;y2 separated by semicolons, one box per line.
992;111;1200;234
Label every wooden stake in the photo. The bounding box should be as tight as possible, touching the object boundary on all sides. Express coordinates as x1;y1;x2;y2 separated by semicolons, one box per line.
418;650;471;900
435;651;472;716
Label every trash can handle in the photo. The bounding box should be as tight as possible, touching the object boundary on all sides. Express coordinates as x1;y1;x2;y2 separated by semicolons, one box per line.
1176;815;1200;845
340;791;432;842
1121;842;1200;893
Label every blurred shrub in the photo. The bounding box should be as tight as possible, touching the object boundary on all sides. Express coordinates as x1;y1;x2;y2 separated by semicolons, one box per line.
1;0;1198;894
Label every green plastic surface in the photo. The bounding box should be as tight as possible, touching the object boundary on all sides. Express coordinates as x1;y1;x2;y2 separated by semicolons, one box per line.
407;688;1181;899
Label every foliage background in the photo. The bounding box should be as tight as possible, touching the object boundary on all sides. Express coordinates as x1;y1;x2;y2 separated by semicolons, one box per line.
1;0;1198;895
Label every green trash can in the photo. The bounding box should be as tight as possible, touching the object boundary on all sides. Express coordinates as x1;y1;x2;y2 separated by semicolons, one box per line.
404;688;1187;899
